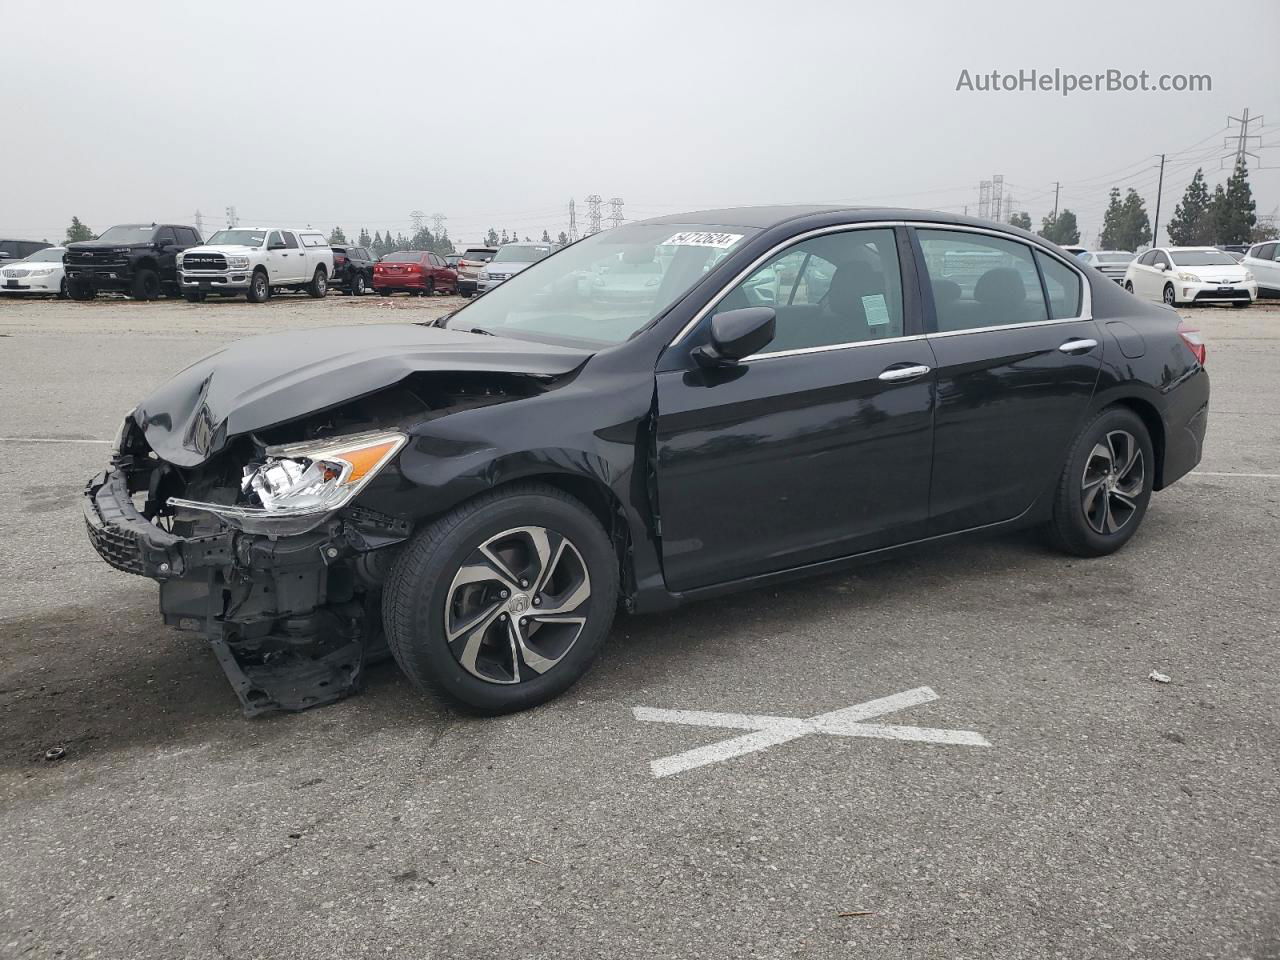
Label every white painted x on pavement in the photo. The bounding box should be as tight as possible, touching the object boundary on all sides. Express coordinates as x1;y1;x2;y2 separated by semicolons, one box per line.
634;686;990;778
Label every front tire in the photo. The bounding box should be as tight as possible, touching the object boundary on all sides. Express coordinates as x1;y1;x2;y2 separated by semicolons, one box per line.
308;267;328;298
1123;281;1134;294
246;269;270;303
67;278;95;300
1232;300;1251;309
1162;283;1177;307
57;278;68;300
1047;406;1154;557
183;289;207;303
130;268;161;301
382;484;619;714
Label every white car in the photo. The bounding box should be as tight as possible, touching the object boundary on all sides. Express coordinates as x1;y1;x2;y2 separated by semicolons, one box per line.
1078;250;1134;285
1123;246;1257;308
1240;241;1280;298
177;227;332;303
0;246;67;297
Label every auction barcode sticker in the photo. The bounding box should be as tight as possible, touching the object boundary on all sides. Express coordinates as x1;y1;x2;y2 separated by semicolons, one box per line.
663;232;744;249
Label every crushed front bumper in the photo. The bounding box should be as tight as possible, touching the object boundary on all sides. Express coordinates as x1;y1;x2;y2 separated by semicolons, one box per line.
83;468;409;716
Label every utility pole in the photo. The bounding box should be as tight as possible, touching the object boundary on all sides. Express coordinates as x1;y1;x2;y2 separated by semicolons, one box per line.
585;194;602;235
1223;107;1263;169
1151;153;1166;247
568;198;578;242
193;210;204;238
1051;182;1060;220
608;197;624;229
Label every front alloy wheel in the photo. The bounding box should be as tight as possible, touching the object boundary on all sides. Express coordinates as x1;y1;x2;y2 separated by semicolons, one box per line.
445;526;591;684
1163;284;1176;307
383;484;618;713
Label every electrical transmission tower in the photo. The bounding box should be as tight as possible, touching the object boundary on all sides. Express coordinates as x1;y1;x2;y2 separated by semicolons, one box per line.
568;199;578;241
410;210;426;234
990;174;1004;222
430;213;447;236
608;197;624;229
978;181;992;219
193;210;204;237
225;206;238;228
1223;108;1263;168
585;194;603;235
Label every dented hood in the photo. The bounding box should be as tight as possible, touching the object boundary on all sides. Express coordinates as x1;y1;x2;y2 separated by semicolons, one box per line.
134;323;592;466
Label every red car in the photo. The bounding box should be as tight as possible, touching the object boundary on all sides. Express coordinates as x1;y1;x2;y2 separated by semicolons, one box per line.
372;250;459;296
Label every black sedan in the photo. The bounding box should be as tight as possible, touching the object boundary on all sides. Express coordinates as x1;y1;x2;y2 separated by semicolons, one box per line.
83;206;1210;715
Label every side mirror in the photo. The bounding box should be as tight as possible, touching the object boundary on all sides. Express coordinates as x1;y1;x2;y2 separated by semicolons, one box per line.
692;307;776;367
1155;261;1168;271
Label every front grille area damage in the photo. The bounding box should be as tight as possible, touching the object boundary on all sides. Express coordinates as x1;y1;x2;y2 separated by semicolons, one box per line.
89;371;553;716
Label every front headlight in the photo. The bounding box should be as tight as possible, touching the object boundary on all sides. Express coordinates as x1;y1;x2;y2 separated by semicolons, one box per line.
1176;272;1201;282
1244;271;1255;281
226;255;250;269
29;267;55;277
168;430;407;534
479;269;491;280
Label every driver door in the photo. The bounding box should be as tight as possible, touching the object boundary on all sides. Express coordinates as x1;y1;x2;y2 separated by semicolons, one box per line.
654;226;936;592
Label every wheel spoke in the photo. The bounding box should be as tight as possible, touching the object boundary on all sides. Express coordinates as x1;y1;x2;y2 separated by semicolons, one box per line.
536;576;591;617
453;561;519;595
1090;441;1113;471
455;605;505;677
1118;440;1141;479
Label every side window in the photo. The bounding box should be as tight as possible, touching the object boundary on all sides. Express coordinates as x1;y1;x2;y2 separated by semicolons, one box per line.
358;248;370;261
1034;251;1083;319
709;228;905;353
916;229;1048;332
1137;251;1154;266
1154;251;1171;269
283;232;299;249
1261;243;1277;261
156;228;177;246
267;231;282;249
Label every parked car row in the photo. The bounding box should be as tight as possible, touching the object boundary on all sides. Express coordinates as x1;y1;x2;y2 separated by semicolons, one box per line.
0;223;544;304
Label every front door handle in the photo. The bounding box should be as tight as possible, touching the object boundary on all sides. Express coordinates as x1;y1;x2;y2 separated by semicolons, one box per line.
1058;338;1098;354
878;364;931;382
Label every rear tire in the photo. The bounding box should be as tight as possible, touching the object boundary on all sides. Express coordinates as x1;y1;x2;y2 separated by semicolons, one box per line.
1047;406;1154;558
57;278;68;300
426;278;436;296
308;267;328;298
246;269;269;303
130;268;161;301
382;484;619;714
349;273;366;296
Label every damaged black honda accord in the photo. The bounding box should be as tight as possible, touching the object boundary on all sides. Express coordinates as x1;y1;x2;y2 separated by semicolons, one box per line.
84;207;1209;715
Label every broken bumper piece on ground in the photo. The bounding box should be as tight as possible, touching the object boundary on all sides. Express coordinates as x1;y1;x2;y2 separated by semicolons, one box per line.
82;467;407;716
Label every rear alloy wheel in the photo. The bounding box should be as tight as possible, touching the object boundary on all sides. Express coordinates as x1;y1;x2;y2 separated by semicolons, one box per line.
383;485;618;713
1162;284;1176;307
1048;406;1153;557
1124;281;1134;293
350;273;366;296
308;267;328;298
246;270;269;303
58;278;68;299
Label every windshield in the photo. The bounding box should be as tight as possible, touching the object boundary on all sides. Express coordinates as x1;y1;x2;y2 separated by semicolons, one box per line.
445;223;757;346
493;244;555;264
1094;252;1133;263
206;229;268;247
96;225;156;244
25;248;65;263
1171;249;1239;267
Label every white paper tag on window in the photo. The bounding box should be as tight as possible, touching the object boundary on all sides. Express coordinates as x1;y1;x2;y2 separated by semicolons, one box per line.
662;231;743;249
862;294;891;326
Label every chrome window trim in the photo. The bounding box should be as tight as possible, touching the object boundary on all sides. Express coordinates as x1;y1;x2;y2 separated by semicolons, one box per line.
668;219;1093;353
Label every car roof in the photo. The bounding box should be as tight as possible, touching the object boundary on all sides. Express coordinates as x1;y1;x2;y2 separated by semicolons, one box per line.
637;204;1045;234
1166;246;1220;252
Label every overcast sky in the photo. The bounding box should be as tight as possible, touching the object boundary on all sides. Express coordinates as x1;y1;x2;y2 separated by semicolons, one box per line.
5;0;1278;247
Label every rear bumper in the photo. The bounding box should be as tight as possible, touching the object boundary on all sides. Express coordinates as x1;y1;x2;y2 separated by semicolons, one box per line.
373;275;427;291
1158;368;1210;489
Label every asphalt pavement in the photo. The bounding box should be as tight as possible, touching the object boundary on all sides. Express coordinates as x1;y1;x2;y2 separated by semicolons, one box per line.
1;293;1277;959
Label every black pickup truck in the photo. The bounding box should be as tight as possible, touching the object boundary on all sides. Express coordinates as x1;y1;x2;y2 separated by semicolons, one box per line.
330;244;375;295
64;223;202;300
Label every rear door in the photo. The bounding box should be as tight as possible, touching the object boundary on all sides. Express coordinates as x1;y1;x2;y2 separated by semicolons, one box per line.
913;226;1101;533
281;231;304;281
655;225;936;591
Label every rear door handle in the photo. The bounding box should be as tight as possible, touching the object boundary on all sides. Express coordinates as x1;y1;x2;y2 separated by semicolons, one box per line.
878;364;931;382
1058;338;1098;354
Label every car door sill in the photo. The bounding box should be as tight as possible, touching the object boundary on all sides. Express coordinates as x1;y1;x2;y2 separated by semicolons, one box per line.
659;499;1040;608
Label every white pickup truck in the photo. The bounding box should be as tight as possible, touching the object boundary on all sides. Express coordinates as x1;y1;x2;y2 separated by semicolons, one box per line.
177;227;333;302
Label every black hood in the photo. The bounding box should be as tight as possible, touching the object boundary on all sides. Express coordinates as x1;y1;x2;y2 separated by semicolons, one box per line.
134;324;592;466
65;239;151;251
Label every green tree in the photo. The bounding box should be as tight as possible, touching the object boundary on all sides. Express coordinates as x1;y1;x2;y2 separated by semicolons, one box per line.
1107;188;1151;250
1209;158;1257;245
371;231;384;256
557;231;569;245
541;229;552;242
436;229;454;255
485;227;500;246
1008;211;1032;230
499;229;510;244
1165;168;1212;246
357;227;372;248
328;226;347;244
65;216;94;243
1099;188;1125;249
1039;209;1080;245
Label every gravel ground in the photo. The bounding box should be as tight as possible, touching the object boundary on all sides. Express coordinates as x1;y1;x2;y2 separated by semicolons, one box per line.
1;293;1277;959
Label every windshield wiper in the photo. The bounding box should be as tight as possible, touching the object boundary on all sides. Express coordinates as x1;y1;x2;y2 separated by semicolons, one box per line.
466;326;495;337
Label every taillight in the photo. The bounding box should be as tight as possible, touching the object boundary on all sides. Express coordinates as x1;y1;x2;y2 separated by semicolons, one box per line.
1178;321;1206;365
